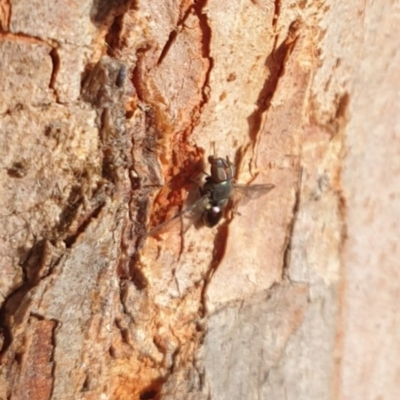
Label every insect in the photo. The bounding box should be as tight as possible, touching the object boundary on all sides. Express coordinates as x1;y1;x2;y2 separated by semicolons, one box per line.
147;154;275;236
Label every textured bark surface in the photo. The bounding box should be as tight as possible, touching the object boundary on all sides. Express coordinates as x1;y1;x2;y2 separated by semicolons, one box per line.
0;1;399;400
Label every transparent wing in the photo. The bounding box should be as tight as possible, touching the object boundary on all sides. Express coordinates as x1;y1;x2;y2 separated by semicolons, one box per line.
146;194;210;237
232;183;275;206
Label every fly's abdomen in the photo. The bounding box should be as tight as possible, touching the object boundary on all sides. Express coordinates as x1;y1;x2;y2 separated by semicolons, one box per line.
203;196;229;227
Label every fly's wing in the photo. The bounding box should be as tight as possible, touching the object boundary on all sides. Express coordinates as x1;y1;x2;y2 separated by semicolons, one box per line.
146;194;210;237
232;183;275;206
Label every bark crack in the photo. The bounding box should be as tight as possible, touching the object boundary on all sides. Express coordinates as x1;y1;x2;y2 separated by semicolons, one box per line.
272;0;282;28
281;166;303;280
193;0;214;111
200;220;230;316
48;47;60;102
157;6;193;66
248;20;301;144
0;241;64;356
0;0;11;30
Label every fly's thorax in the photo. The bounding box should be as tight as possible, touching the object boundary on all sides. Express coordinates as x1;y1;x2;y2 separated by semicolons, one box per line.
202;178;234;203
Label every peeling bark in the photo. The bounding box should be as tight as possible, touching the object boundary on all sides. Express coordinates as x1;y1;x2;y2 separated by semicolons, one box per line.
1;1;399;400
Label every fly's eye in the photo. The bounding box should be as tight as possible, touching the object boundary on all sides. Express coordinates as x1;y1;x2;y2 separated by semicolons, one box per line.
214;167;228;182
216;158;230;170
209;157;235;183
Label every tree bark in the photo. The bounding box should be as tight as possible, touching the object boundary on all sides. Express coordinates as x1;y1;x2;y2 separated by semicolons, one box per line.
0;1;399;399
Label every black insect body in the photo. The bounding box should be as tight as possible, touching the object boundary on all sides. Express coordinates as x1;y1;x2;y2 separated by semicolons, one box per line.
201;155;236;227
147;154;275;236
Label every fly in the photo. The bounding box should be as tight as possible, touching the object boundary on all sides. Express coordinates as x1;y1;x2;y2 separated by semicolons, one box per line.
147;154;275;236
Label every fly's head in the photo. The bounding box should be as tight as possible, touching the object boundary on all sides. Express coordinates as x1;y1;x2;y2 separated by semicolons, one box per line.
208;155;235;183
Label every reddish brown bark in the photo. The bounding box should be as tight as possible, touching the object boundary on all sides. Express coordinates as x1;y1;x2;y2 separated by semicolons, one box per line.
1;1;399;400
